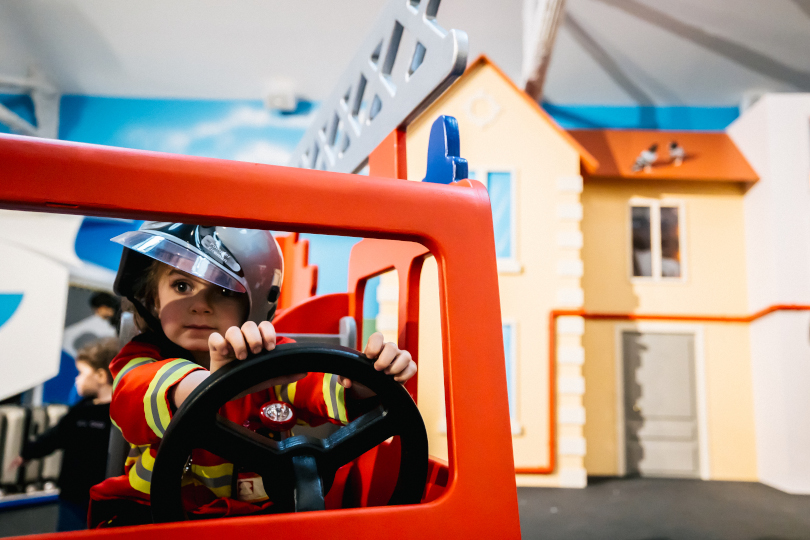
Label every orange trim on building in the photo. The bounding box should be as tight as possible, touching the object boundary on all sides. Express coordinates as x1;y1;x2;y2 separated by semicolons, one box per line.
516;304;810;475
568;129;759;184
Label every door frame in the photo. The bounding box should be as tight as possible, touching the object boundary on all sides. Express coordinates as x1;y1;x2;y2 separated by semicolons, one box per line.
613;322;710;480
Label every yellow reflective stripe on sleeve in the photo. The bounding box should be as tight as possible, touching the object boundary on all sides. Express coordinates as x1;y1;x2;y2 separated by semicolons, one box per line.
286;381;297;404
128;448;155;494
143;360;201;439
190;462;233;499
112;357;154;393
322;374;348;424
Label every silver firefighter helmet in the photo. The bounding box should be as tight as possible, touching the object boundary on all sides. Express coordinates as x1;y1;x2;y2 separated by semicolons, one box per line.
112;222;284;324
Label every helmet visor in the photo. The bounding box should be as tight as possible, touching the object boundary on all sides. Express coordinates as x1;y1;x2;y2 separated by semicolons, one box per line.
112;231;247;293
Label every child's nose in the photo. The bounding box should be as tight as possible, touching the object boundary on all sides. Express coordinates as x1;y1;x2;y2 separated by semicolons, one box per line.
189;290;213;313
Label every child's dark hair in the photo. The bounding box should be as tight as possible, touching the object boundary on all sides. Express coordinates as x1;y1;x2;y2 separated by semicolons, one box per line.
90;292;120;310
76;337;120;383
127;259;168;333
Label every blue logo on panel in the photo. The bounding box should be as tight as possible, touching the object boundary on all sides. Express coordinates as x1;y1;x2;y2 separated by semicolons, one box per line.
0;294;23;329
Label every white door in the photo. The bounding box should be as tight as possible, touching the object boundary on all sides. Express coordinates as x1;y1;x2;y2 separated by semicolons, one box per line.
623;331;700;478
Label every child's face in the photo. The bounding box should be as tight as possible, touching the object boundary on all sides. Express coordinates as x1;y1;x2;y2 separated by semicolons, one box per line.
155;268;248;352
75;360;105;398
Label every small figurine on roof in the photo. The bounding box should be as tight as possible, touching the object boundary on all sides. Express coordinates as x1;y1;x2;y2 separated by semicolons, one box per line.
669;141;685;166
632;143;658;173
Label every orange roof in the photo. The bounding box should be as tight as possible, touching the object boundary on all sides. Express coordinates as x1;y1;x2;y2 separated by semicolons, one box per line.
463;55;599;173
568;129;758;183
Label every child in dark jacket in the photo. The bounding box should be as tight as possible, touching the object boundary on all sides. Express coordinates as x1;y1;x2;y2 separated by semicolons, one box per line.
11;337;119;531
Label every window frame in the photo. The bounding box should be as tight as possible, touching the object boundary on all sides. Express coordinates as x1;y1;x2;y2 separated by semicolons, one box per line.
469;168;521;274
501;318;523;435
628;197;687;283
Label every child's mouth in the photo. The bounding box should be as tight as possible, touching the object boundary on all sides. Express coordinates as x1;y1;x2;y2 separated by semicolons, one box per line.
185;325;215;330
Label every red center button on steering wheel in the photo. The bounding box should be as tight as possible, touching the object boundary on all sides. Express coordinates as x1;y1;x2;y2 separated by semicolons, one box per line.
259;400;297;432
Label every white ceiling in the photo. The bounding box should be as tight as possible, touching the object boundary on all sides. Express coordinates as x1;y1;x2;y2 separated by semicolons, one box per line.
1;0;808;107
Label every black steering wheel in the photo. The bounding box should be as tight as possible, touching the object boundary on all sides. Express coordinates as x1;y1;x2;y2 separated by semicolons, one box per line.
150;343;428;523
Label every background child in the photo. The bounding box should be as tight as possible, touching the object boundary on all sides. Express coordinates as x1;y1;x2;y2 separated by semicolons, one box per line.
10;337;119;531
89;222;415;526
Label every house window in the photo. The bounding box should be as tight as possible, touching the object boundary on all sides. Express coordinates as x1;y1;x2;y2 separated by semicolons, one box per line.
630;201;683;279
502;321;520;433
489;172;514;260
469;169;520;273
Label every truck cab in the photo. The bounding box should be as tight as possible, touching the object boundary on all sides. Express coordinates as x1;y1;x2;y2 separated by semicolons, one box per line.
0;121;521;539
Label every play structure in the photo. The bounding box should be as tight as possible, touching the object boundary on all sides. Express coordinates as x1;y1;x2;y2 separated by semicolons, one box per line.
0;109;522;536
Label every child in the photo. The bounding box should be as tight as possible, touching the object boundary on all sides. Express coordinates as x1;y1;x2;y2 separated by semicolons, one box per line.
89;222;415;526
12;337;119;531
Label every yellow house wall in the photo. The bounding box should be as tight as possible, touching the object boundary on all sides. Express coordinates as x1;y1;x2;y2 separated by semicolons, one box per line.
407;62;584;485
580;179;757;480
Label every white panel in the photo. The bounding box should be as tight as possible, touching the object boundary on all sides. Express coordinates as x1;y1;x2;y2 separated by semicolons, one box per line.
558;376;585;395
556;287;584;307
558;467;587;488
376;284;398;302
558;405;586;424
556;175;583;193
556;316;584;335
729;95;810;493
559;436;587;456
557;345;584;365
0;211;82;267
556;203;583;220
375;313;398;331
556;231;583;248
0;240;69;401
556;259;584;277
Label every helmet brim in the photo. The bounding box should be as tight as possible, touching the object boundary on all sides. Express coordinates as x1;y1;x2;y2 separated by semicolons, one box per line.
112;230;247;293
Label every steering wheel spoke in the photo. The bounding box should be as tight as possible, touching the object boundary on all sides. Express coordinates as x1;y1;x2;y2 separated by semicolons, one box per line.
200;415;287;480
322;405;395;469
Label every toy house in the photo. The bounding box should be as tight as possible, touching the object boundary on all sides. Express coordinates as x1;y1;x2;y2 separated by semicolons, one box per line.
569;129;761;482
403;55;599;488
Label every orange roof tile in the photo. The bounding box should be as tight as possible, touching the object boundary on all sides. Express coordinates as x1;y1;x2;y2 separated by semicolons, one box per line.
463;55;599;173
568;129;758;183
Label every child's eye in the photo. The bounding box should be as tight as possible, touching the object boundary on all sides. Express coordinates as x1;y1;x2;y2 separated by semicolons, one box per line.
172;280;192;293
220;288;238;298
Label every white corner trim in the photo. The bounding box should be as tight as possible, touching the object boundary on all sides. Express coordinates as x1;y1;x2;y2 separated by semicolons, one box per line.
556;231;583;249
375;313;397;331
558;467;588;488
558;406;586;424
556;175;584;193
557;316;585;335
556;288;584;307
558;376;585;395
559;436;587;456
557;259;584;277
558;345;585;365
557;202;583;220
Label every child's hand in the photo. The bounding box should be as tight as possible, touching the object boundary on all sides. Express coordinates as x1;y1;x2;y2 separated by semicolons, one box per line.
209;321;306;397
7;456;23;472
208;321;278;373
338;332;416;399
171;321;304;409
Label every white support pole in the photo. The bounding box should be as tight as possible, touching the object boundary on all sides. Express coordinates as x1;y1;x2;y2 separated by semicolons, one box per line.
522;0;567;103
